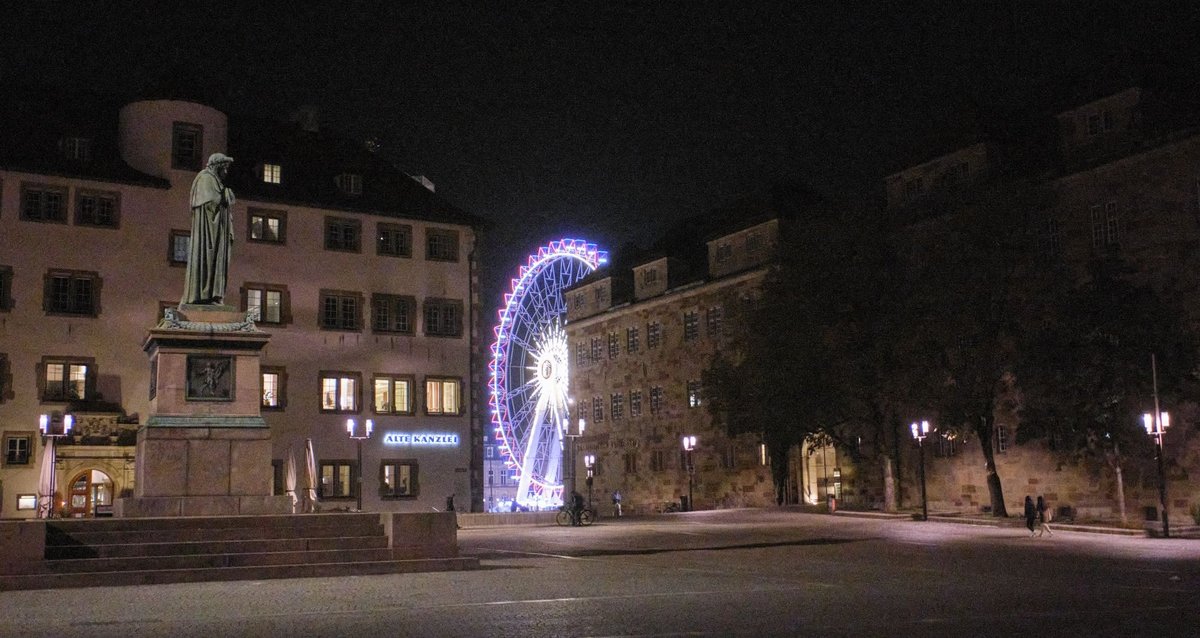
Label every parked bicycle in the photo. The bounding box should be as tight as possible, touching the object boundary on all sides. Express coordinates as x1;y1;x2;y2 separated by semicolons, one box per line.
555;505;596;526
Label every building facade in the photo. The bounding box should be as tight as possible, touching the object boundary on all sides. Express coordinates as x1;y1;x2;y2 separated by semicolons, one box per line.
0;95;484;518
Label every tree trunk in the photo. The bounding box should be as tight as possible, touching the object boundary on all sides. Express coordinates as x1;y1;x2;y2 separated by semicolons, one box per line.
978;414;1008;517
881;455;897;512
1110;443;1127;524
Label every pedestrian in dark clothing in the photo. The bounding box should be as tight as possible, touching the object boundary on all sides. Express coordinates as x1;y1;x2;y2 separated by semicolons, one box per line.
1023;496;1037;536
1036;495;1053;537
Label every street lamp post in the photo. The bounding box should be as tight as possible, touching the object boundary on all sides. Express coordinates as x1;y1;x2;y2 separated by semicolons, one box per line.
583;454;595;508
38;412;74;519
910;420;930;521
346;418;373;512
564;416;585;505
1144;353;1171;539
682;435;697;512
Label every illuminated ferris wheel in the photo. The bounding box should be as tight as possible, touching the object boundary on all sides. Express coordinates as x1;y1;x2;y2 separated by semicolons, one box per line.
489;239;607;507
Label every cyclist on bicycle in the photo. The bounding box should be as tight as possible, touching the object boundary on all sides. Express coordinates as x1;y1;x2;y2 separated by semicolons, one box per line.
570;490;586;526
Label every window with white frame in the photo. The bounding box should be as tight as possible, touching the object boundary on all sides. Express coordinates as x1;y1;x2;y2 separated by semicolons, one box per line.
591;337;603;361
629;390;642;418
262;163;282;184
647;321;662;349
374;374;414;415
607;332;619;358
592;396;604;422
244;283;286;324
41;357;92;401
3;433;32;466
261;366;286;410
996;424;1009;454
169;230;190;266
320;372;360;413
610;393;624;420
249;208;286;244
626;326;640;353
425;377;461;415
649;386;663;415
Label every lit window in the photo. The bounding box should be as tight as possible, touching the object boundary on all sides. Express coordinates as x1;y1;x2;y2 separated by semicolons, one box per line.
42;358;91;401
425;377;461;415
687;380;702;408
319;461;354;498
261;367;286;410
249;209;286;244
244;284;286;324
381;461;418;497
263;163;282;184
374;375;414;415
320;372;360;413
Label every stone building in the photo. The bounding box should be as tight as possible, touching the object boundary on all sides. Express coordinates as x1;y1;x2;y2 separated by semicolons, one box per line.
0;90;485;518
563;207;832;515
887;84;1200;524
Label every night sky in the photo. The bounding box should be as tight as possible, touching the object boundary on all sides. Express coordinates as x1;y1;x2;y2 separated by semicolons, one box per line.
5;2;1199;307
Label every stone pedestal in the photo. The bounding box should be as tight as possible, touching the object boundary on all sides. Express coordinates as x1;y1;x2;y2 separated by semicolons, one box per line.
115;305;292;517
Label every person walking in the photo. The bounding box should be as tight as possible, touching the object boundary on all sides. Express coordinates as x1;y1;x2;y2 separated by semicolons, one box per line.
1024;496;1037;536
612;490;623;517
1036;495;1054;537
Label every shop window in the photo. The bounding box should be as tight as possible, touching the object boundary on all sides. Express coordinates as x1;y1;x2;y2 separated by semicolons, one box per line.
319;461;354;499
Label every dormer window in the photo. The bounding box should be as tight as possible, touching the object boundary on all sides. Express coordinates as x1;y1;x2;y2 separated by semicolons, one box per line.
642;268;658;285
746;233;762;255
60;137;91;162
336;173;362;195
715;243;733;263
1086;110;1113;136
263;163;282;184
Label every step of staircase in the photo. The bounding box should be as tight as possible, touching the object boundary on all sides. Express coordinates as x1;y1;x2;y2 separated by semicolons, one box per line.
0;512;477;591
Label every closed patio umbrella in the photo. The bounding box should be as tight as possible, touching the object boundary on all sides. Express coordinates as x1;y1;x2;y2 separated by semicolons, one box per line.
285;445;298;514
304;438;318;513
37;438;56;519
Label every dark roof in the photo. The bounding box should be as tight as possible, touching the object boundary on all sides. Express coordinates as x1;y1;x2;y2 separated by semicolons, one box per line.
227;117;486;228
0;82;169;188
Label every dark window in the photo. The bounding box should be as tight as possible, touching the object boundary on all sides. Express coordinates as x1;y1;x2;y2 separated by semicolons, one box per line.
715;243;732;263
243;283;288;325
647;322;662;349
607;333;619;358
626;327;640;353
248;208;286;244
324;217;362;252
4;433;32;466
610;393;624;420
60;137;91;162
335;173;362;195
650;386;664;414
426;228;459;262
624;452;638;474
683;311;699;341
650;449;666;472
373;374;414;415
381;460;418;498
44;270;99;316
319;291;361;331
21;183;67;223
372;294;416;334
0;353;10;403
0;265;11;311
40;357;93;401
75;190;119;228
320;372;361;413
706;306;724;338
171;122;203;171
592;396;604;422
630;390;642;418
319;461;354;499
261;366;287;410
377;223;413;257
591;337;603;360
169;230;190;266
423;298;462;337
576;343;588;367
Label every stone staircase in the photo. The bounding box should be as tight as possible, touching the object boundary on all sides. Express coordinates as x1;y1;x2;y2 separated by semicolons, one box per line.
0;512;476;591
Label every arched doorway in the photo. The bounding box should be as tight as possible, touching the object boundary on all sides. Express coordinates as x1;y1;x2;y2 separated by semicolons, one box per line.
64;469;114;518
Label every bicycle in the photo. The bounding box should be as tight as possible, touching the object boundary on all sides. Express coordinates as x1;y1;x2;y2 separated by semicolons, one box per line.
555;505;596;526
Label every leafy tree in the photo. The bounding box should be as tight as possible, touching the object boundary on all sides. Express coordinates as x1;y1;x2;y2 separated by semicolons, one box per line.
1015;256;1199;523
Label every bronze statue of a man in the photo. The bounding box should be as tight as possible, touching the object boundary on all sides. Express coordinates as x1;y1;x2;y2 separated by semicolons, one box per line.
181;153;235;305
